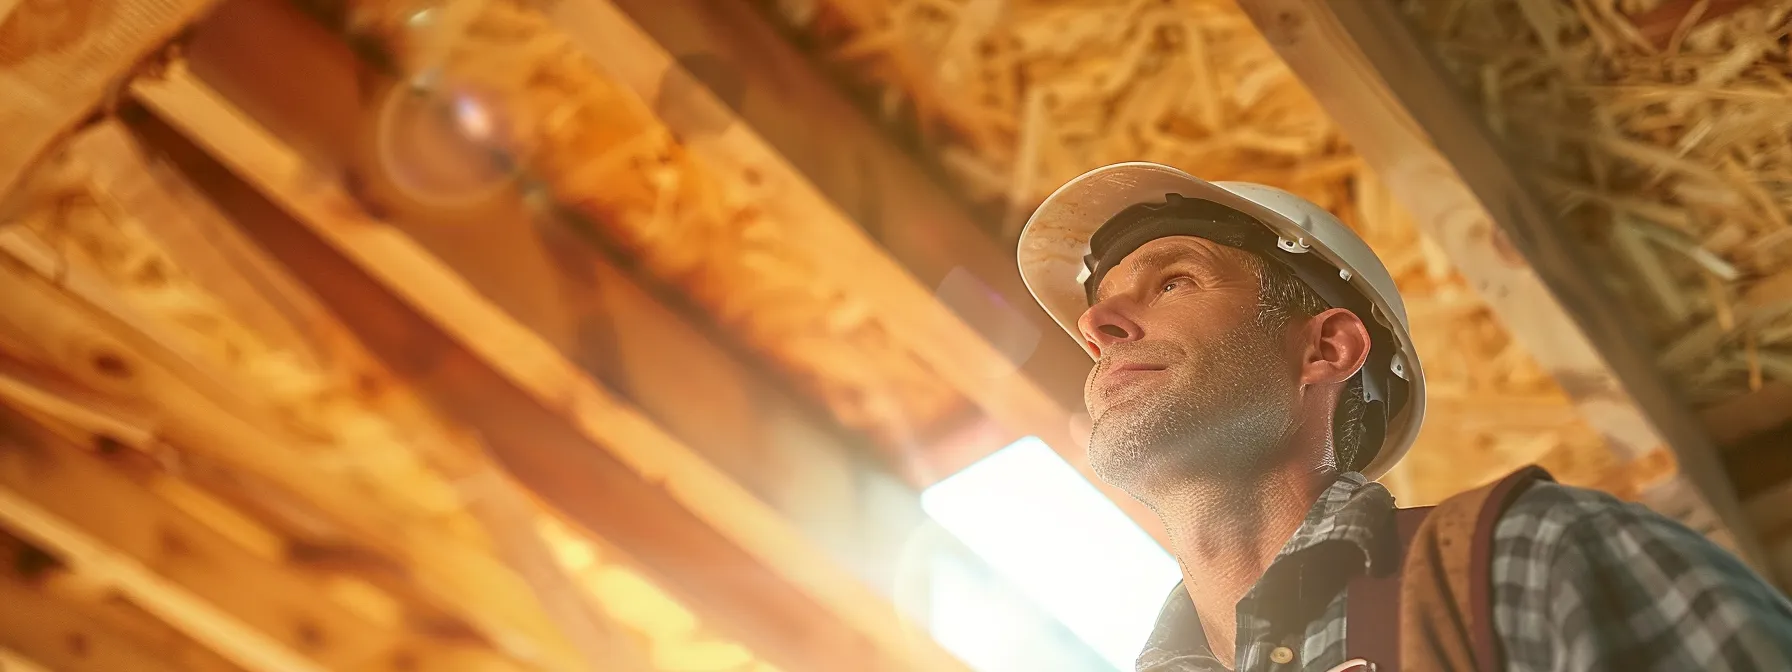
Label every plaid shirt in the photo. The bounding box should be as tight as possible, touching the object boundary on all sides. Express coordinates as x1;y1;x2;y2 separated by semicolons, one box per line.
1138;472;1792;671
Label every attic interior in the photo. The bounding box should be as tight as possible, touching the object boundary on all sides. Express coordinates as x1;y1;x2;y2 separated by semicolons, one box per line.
0;0;1789;670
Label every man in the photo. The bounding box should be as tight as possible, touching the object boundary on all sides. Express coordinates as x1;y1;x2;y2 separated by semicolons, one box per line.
1013;162;1792;671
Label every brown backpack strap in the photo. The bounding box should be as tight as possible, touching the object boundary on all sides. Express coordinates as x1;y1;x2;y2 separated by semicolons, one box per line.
1397;465;1554;671
1345;505;1432;671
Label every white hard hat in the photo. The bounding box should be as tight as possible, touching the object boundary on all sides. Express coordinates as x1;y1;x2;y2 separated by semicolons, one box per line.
1016;162;1425;479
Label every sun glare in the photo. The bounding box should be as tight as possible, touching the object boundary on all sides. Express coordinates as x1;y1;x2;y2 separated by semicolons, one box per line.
921;437;1181;671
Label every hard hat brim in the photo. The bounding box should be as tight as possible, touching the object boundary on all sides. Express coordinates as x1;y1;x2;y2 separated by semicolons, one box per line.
1016;162;1426;480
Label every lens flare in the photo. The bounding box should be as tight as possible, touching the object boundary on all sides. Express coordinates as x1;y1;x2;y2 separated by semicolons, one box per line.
373;80;517;206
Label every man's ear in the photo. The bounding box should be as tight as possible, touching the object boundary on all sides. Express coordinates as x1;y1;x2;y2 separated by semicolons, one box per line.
1301;307;1370;386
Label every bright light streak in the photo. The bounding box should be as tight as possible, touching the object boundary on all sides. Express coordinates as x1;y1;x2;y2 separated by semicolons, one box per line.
921;437;1181;671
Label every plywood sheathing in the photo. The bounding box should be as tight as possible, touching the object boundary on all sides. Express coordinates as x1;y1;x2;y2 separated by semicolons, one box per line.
765;0;1623;504
0;125;782;671
332;0;975;454
1397;0;1792;409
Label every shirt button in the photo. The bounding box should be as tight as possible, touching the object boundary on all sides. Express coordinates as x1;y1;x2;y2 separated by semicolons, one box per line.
1270;646;1296;664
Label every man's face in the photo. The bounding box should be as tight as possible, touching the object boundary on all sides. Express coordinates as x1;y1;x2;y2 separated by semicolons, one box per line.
1077;235;1303;489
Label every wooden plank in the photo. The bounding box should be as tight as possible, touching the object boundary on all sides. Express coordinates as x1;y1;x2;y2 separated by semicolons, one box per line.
0;401;534;672
129;68;971;672
0;216;588;671
0;0;217;193
0;558;243;672
598;0;1091;416
0;476;324;671
0;349;158;449
60;119;648;672
178;0;587;360
1234;0;1765;566
172;0;938;553
289;0;981;453
548;0;1164;542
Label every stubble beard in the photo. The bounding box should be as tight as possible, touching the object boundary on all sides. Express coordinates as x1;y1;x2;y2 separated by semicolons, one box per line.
1086;319;1301;502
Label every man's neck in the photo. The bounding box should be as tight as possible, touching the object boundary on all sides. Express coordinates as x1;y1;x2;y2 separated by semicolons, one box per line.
1150;467;1338;668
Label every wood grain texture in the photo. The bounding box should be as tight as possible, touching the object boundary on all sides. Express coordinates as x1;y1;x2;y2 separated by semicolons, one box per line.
85;110;650;672
1233;0;1764;566
0;180;592;670
0;467;325;672
175;0;969;629
0;403;491;672
543;0;1164;541
130;68;973;672
0;555;245;672
599;0;1092;417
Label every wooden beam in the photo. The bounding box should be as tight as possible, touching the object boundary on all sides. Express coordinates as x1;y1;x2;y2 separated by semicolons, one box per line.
597;0;1091;414
163;17;1105;668
0;400;536;672
546;0;1161;539
129;67;972;672
451;465;656;672
0;196;589;670
172;0;946;511
1234;0;1765;566
0;349;158;449
56;120;651;671
0;472;325;671
0;0;217;193
0;553;243;672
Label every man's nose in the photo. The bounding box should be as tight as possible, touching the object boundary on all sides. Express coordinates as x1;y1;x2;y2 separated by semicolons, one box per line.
1077;299;1142;356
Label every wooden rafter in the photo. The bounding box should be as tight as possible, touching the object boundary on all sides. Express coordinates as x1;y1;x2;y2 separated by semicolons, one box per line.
155;14;1058;667
0;465;324;672
596;0;1093;416
1233;0;1765;565
547;0;1162;535
0;0;218;192
79;115;655;672
127;65;972;672
0;402;528;672
5;111;835;671
0;542;243;672
0;161;595;670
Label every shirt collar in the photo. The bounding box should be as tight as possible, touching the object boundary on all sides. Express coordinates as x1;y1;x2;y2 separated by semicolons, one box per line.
1136;472;1397;669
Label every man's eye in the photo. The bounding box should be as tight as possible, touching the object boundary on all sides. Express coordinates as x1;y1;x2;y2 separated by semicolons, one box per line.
1161;277;1190;293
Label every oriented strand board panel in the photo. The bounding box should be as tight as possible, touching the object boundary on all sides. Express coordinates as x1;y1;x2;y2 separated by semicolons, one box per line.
1400;0;1792;409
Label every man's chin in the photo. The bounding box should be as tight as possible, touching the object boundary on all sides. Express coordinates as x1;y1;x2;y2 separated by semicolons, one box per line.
1085;414;1180;488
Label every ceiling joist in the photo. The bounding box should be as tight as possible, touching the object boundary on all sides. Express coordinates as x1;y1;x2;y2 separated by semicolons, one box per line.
127;64;971;672
0;151;596;670
0;555;243;672
0;470;324;672
548;0;1159;534
1232;0;1765;566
